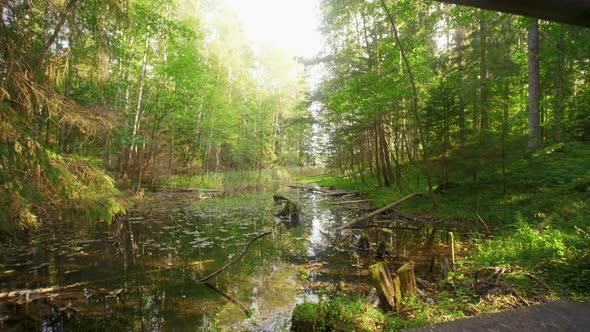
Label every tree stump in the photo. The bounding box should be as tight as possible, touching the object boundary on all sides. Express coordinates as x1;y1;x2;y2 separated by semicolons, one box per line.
277;199;300;223
369;262;402;312
291;302;321;332
396;261;417;297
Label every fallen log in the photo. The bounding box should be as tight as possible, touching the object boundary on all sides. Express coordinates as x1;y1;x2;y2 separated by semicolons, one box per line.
326;200;370;205
0;282;88;300
349;224;422;232
198;231;272;283
325;191;360;197
285;185;329;193
416;277;436;289
336;192;423;230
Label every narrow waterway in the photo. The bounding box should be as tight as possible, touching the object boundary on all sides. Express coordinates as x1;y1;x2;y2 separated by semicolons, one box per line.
0;189;449;331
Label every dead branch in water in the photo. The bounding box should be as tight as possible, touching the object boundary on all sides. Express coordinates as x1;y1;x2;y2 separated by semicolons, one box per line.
0;282;88;301
326;199;370;205
285;185;330;193
197;231;272;283
336;193;424;230
349;224;422;232
204;283;250;315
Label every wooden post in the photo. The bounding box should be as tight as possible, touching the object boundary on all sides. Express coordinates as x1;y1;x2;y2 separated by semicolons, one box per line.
440;256;450;279
369;262;402;312
396;261;417;297
449;231;455;270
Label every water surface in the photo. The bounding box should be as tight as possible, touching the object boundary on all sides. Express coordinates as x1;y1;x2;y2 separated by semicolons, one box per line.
0;190;449;331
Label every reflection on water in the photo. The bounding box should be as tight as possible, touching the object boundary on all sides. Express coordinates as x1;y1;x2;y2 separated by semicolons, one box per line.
0;190;451;331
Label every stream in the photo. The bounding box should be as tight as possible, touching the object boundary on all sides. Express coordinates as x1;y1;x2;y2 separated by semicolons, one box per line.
0;188;451;331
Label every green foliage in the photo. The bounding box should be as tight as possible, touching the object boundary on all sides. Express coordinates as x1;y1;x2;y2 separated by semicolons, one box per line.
316;0;590;196
1;0;315;234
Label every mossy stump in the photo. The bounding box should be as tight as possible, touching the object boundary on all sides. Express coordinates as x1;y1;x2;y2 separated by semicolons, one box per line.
291;302;321;332
396;261;417;297
277;199;300;222
369;262;402;312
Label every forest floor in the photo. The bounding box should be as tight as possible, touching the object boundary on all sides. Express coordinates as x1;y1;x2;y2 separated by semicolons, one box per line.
296;142;590;330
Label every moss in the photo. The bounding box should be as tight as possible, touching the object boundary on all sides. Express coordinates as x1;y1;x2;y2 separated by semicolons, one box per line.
291;302;324;332
292;302;321;322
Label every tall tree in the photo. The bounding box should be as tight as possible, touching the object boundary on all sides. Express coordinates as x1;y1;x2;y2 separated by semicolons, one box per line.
527;18;542;153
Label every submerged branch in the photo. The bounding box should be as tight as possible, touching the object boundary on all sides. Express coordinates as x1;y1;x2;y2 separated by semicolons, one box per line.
204;283;250;315
197;231;272;283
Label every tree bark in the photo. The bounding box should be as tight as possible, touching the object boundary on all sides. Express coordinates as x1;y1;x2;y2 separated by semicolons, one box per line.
554;29;565;142
130;32;151;190
478;15;490;130
396;261;417;298
527;19;542;153
454;28;466;146
370;262;402;312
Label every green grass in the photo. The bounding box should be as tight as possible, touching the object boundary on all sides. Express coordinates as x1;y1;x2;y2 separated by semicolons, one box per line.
163;167;329;194
304;143;590;226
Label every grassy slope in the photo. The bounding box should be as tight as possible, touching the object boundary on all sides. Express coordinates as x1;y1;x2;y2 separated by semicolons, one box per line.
295;142;590;330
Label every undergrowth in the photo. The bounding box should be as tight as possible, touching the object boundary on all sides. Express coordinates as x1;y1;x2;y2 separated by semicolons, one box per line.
299;142;590;327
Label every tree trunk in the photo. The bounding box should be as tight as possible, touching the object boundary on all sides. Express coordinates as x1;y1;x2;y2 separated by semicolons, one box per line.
455;27;466;146
479;15;489;130
527;19;542;153
130;32;151;191
373;122;383;187
379;116;392;187
554;29;565;142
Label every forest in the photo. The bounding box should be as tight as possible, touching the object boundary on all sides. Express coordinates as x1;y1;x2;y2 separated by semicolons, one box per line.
1;0;589;331
1;0;313;232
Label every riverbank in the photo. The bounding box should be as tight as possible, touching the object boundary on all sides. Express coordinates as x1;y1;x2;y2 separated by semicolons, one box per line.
295;142;590;330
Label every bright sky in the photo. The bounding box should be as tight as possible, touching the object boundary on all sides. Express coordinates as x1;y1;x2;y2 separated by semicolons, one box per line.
225;0;323;59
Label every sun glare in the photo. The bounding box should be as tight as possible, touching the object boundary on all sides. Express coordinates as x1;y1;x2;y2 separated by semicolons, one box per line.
225;0;323;58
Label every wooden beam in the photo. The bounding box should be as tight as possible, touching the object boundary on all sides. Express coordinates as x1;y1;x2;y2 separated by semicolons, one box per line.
432;0;590;28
